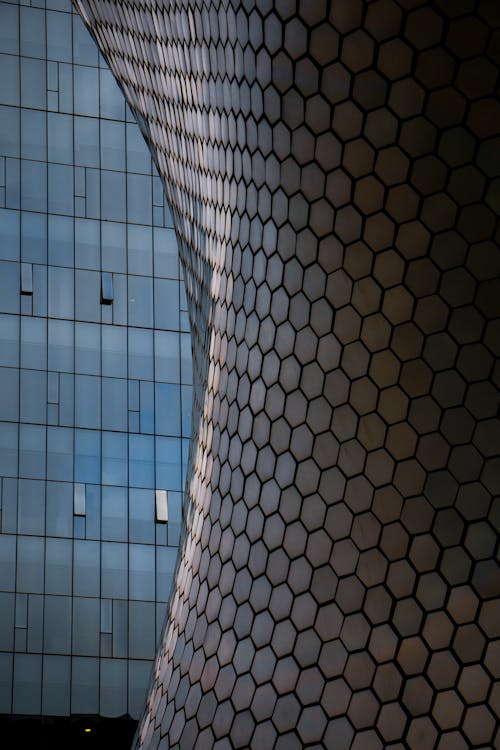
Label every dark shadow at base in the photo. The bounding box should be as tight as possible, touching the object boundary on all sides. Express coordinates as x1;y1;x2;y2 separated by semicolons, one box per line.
0;715;138;750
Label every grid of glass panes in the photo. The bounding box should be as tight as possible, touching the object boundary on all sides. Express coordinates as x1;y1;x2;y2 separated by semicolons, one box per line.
0;0;191;719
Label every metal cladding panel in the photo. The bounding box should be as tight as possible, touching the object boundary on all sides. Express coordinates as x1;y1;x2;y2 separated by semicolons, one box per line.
74;1;500;748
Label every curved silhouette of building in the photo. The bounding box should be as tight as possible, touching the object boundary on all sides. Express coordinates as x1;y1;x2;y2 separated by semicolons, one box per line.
72;1;499;749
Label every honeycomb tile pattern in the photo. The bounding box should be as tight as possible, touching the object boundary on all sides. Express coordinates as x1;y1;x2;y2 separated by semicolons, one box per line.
74;1;500;748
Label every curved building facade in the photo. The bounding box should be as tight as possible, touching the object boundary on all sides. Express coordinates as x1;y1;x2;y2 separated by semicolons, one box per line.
73;1;500;749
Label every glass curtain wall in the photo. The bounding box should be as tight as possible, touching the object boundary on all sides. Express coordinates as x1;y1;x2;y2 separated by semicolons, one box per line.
0;0;191;719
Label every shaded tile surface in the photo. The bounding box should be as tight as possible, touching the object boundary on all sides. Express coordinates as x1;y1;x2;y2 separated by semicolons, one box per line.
74;0;500;747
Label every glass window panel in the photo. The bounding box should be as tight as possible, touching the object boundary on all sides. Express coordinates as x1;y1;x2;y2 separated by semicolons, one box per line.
181;385;193;435
21;211;47;264
59;372;74;427
48;319;74;371
127;173;152;224
128;276;153;328
72;597;99;655
47;10;72;62
75;429;100;484
75;270;100;322
128;224;152;276
154;227;179;279
42;655;70;717
46;482;73;537
5;157;21;211
21;160;47;213
17;535;44;593
74;66;99;117
0;656;14;714
102;432;127;486
0;592;14;651
58;62;73;114
101;487;128;542
19;424;46;479
44;596;72;654
21;109;46;161
48;113;74;164
128;663;152;719
112;273;127;324
18;479;45;535
129;544;155;601
21;262;33;295
102;221;126;273
74;116;99;167
156;546;177;602
129;434;154;489
48;163;74;215
126;123;151;174
20;7;45;58
0;422;18;476
0;262;18;314
73;482;86;517
100;120;125;171
45;538;72;595
0;55;20;106
0;367;19;421
181;332;193;384
0;534;16;590
140;380;155;434
47;426;73;481
101;272;113;303
48;372;59;404
75;322;100;375
102;325;126;377
32;264;48;318
0;208;20;260
74;540;100;597
73;15;98;66
76;375;101;429
130;488;155;544
48;266;74;319
102;378;127;431
13;654;42;715
2;477;19;533
167;491;182;546
21;316;46;369
21;58;46;110
101;599;112;633
16;593;28;628
20;369;47;424
100;659;127;718
155;383;181;437
128;380;139;411
101;171;126;222
75;218;100;270
0;314;19;366
129;328;153;380
0;4;19;55
112;599;127;658
129;601;155;660
71;657;99;714
154;330;180;383
26;591;42;651
100;69;125;120
101;542;127;598
85;484;100;540
48;215;74;267
155;436;182;490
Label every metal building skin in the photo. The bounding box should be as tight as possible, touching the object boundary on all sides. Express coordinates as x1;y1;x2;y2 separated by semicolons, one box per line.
74;1;498;748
